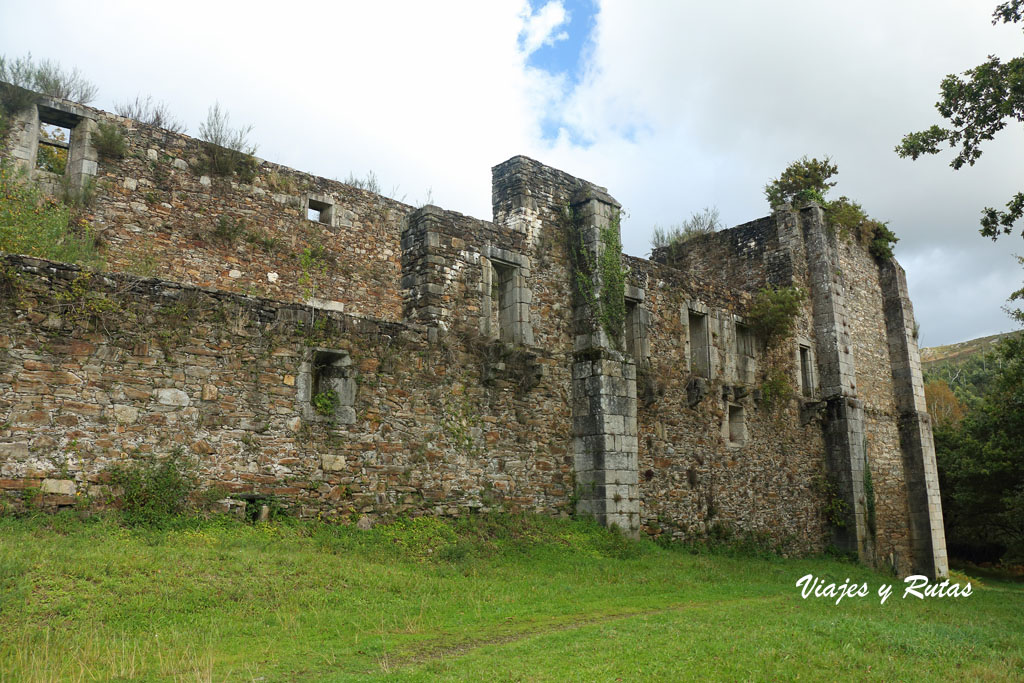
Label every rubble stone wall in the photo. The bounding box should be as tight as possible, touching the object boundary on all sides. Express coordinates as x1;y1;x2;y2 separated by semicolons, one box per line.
0;255;574;520
0;96;946;575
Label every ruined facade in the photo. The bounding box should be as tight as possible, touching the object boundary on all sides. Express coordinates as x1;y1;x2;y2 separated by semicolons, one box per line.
0;95;947;578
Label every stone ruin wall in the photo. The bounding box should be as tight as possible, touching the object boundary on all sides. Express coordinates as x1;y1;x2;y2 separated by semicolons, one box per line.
0;254;576;522
631;220;829;553
0;96;946;575
1;96;411;321
835;237;913;570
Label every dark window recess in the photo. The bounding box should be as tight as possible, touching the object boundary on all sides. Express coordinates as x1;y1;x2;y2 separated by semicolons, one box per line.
728;405;745;445
689;310;709;378
800;345;814;397
313;350;347;396
736;323;755;357
492;261;517;343
626;300;649;363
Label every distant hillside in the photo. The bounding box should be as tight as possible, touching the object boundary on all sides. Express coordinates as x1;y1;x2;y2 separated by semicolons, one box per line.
921;330;1024;369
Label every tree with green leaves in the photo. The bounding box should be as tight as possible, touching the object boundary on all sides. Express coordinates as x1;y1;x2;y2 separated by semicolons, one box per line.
932;335;1024;562
763;156;837;208
0;53;97;108
763;157;899;259
895;1;1024;239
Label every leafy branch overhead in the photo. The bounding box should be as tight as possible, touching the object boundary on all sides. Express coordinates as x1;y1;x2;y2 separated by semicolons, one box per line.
747;285;806;347
896;0;1024;238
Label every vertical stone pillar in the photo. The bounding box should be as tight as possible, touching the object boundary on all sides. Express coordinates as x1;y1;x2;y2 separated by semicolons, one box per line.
800;204;871;559
880;260;948;579
66;117;98;193
5;103;39;174
569;188;640;534
400;205;447;337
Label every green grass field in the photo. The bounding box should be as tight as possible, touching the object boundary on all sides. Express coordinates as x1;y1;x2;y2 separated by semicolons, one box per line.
1;512;1021;681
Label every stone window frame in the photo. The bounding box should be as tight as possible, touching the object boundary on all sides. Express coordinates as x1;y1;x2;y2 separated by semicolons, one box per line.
796;338;818;398
297;348;357;424
724;403;747;447
306;193;336;227
733;315;757;385
734;319;756;358
624;285;649;365
15;100;98;193
479;245;533;346
683;300;711;379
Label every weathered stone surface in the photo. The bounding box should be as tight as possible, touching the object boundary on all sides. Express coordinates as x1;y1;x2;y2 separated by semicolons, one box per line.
111;404;139;423
0;442;30;459
322;454;346;471
154;388;190;407
41;479;76;495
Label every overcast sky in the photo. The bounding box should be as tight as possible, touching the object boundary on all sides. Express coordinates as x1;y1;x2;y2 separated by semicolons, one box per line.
2;0;1022;347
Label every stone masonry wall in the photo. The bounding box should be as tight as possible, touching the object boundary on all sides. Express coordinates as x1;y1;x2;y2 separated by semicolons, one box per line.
3;95;410;322
0;96;946;574
837;237;913;572
637;218;829;553
0;254;573;519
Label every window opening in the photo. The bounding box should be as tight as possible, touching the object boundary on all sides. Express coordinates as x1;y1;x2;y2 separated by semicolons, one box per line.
728;405;746;445
312;350;346;398
736;323;755;358
307;197;333;225
492;261;516;343
800;345;814;397
37;121;71;174
689;310;709;378
301;349;356;424
626;299;649;363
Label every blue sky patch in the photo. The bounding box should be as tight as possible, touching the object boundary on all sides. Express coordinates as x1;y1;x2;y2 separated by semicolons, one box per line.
522;0;597;87
520;0;598;142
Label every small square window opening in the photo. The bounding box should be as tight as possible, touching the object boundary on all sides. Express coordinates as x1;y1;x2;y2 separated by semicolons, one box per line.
307;198;333;225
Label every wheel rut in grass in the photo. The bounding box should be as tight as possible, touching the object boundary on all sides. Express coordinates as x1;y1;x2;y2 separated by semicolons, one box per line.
378;594;787;673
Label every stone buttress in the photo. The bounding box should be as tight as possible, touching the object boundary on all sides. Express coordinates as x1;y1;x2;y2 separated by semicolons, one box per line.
568;188;640;533
879;260;948;578
799;204;872;561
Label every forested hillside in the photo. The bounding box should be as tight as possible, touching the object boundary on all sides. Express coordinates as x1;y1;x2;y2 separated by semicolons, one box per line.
922;331;1024;566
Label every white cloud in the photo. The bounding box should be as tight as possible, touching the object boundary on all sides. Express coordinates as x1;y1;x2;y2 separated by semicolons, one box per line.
1;0;1021;346
519;1;570;56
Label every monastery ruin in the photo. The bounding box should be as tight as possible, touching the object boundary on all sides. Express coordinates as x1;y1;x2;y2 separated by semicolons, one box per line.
0;94;947;578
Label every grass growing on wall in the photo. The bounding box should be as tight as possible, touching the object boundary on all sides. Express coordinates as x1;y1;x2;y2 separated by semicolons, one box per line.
0;512;1021;680
0;163;103;268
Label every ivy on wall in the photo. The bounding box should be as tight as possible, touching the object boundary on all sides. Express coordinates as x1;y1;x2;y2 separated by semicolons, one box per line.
566;203;627;349
747;285;806;348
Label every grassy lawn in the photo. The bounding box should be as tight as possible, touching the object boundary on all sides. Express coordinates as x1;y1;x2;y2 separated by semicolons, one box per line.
0;512;1021;681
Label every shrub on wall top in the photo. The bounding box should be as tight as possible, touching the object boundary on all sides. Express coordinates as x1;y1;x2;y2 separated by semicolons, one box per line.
195;102;258;181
